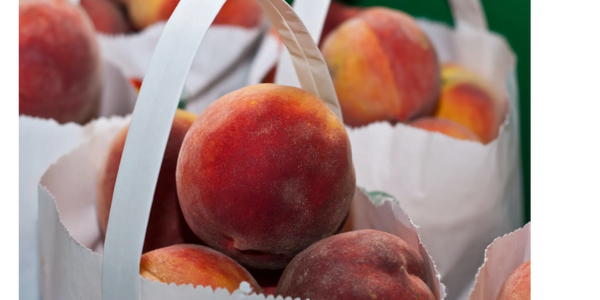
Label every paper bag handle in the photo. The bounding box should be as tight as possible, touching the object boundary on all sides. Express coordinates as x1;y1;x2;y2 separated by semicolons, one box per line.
273;0;332;87
448;0;488;30
101;0;341;299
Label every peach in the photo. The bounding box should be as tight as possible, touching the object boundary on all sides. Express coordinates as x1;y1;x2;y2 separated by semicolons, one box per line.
497;260;531;300
277;229;436;300
80;0;131;34
410;117;481;142
19;0;102;124
97;109;202;253
140;244;262;294
176;84;356;270
434;64;508;144
261;1;361;84
128;0;263;31
322;7;440;127
320;0;362;47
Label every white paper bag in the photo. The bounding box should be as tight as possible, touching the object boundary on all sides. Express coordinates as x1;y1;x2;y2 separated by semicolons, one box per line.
36;0;445;299
249;1;523;299
466;223;531;300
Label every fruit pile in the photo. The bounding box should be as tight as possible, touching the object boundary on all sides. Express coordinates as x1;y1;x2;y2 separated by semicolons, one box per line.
19;0;264;124
80;0;264;34
267;2;509;144
97;85;437;299
20;0;526;299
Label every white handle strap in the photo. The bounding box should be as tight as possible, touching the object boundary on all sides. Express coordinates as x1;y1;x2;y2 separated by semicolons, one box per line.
448;0;488;30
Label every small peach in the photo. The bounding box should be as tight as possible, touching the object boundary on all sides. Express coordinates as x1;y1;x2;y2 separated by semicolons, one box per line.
497;260;530;300
322;7;440;127
97;109;202;253
140;244;263;294
434;64;508;144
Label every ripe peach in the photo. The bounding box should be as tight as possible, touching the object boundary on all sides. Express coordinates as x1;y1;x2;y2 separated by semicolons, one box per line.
322;7;440;127
261;1;361;84
497;260;530;300
140;244;262;294
19;0;102;124
97;109;202;253
128;0;263;31
277;229;436;300
320;0;362;46
410;117;481;142
176;84;356;270
80;0;131;34
435;64;508;144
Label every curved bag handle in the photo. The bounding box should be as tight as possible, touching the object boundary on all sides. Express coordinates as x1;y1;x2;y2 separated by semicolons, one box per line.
101;0;341;299
273;0;332;87
447;0;488;30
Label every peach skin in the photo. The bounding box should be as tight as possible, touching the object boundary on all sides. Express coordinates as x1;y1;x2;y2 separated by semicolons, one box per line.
435;64;508;144
128;0;263;31
322;7;440;127
497;260;530;300
80;0;131;34
19;0;102;124
97;109;203;253
277;229;436;300
176;84;356;270
140;244;263;294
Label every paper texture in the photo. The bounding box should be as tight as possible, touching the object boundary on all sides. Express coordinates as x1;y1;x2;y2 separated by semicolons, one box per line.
19;117;85;300
467;223;531;300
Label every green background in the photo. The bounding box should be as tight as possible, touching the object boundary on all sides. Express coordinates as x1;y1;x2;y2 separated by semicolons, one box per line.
286;0;531;224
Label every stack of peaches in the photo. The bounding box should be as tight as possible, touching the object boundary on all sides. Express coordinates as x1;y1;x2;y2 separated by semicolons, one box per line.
21;0;527;299
19;0;264;124
97;83;438;299
267;1;509;144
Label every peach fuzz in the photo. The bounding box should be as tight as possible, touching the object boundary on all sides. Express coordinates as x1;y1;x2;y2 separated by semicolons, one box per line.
140;244;262;294
19;0;102;124
176;84;356;270
97;109;202;253
127;0;263;31
497;260;531;300
435;64;508;144
277;229;436;300
80;0;131;34
322;7;440;127
411;117;481;142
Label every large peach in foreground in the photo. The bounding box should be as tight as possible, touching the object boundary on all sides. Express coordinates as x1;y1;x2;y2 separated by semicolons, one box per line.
176;84;356;270
435;64;508;144
140;244;262;294
19;0;102;124
411;117;481;142
322;7;440;127
97;109;202;253
497;260;530;300
277;229;436;300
